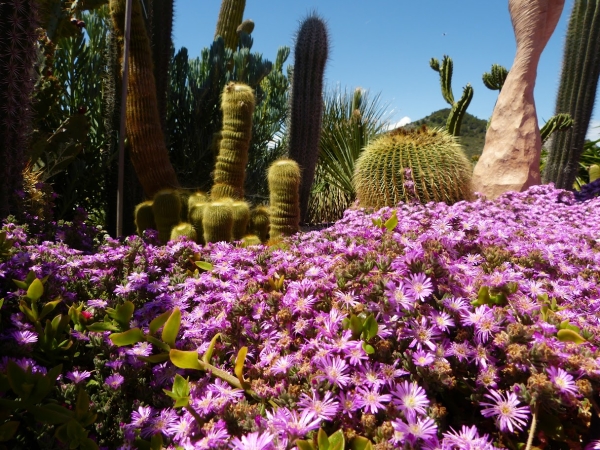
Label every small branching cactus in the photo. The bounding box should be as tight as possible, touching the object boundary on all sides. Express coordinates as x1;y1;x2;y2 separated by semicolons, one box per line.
203;201;234;244
268;159;301;238
134;200;156;236
249;205;270;242
540;113;573;145
152;189;182;244
430;55;473;136
482;63;509;91
211;82;255;201
353;126;473;208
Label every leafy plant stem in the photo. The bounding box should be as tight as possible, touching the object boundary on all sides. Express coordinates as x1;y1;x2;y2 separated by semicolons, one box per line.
525;402;538;450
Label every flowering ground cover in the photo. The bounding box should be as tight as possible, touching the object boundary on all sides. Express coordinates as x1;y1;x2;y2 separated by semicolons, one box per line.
1;184;600;449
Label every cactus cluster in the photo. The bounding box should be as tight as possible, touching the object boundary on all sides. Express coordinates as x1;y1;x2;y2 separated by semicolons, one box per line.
353;126;473;209
429;55;473;137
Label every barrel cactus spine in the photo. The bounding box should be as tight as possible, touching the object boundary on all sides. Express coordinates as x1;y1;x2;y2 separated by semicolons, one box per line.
231;200;251;241
214;0;246;51
152;189;182;244
268;159;301;238
430;55;473;137
287;13;329;224
211;82;255;201
203;201;234;244
170;222;197;242
134;200;156;236
249;205;270;243
353;126;473;209
188;202;207;245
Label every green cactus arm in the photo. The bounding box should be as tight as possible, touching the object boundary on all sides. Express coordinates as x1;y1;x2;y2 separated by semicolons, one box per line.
540;113;573;144
214;0;246;51
430;55;454;105
482;64;509;91
446;84;473;137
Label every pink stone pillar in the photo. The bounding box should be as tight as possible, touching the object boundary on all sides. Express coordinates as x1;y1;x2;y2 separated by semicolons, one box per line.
472;0;564;200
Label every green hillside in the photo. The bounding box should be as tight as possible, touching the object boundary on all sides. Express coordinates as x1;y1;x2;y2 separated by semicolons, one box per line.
402;108;487;160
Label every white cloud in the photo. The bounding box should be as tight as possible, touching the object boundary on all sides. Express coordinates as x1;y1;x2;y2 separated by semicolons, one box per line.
587;120;600;142
386;116;411;130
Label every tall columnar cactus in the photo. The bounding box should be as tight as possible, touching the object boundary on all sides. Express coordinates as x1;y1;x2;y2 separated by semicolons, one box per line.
268;159;301;238
152;189;181;244
214;0;246;51
287;13;329;224
110;0;180;199
249;205;270;243
0;0;38;218
203;201;234;244
211;82;255;201
543;0;600;189
429;55;474;137
353;126;473;209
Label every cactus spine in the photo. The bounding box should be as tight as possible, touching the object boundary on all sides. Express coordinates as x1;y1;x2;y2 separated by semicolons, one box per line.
542;0;600;189
0;0;38;217
211;82;255;201
249;206;270;243
170;222;197;242
134;200;156;235
188;202;207;245
353;126;473;209
203;201;234;244
152;189;181;244
430;55;473;137
287;13;329;224
109;0;180;199
214;0;246;51
268;159;301;238
231;200;251;240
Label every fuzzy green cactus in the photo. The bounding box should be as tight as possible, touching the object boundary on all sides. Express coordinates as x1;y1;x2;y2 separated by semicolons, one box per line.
188;191;209;209
170;222;197;242
110;0;180;199
211;82;255;201
543;1;600;189
241;234;262;247
152;189;182;244
214;0;246;51
430;55;473;137
353;126;473;209
287;13;329;224
482;64;509;91
203;201;234;244
188;202;207;245
231;200;251;240
0;0;38;217
249;205;270;243
134;200;156;236
268;159;301;238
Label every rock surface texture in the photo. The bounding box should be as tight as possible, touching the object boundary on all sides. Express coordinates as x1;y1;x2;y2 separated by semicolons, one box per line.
472;0;564;199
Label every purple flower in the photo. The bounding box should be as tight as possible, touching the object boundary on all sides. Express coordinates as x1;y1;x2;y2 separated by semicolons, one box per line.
65;369;92;384
355;386;392;414
266;407;321;440
297;390;339;421
104;373;125;390
406;272;434;301
547;366;579;396
480;389;530;433
392;380;430;420
442;425;496;450
338;391;359;417
230;431;275;450
316;356;351;388
130;405;154;428
392;415;438;445
412;349;435;367
10;330;38;345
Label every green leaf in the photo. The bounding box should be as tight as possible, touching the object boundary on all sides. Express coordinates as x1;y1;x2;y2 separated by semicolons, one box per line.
109;301;135;327
27;278;44;302
162;308;181;348
0;421;19;442
13;279;28;290
295;440;315;450
80;437;100;450
75;388;91;421
202;333;221;364
557;329;586;344
169;349;203;370
109;328;145;346
361;342;375;355
30;404;73;424
472;286;490;306
145;335;171;352
149;310;172;335
39;297;62;321
384;210;398;232
371;218;383;228
195;261;213;271
317;428;329;450
150;433;163;450
328;430;345;450
86;322;120;332
172;374;190;398
138;353;170;364
350;436;374;450
349;314;363;338
362;314;378;340
234;346;248;385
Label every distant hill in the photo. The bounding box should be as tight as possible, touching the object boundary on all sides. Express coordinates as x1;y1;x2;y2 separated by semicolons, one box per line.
401;108;488;161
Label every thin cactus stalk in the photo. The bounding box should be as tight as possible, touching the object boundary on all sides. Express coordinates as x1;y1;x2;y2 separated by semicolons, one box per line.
543;0;600;189
430;55;473;137
214;0;246;51
0;0;39;218
110;0;180;199
287;13;329;224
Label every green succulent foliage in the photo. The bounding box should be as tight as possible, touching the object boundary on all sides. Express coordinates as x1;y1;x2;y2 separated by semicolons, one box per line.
353;126;473;208
308;86;390;224
430;55;473;136
482;63;509;91
167;35;290;200
539;113;573;144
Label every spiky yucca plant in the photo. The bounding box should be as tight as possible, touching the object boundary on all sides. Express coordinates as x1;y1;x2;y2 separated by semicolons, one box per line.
353;126;473;209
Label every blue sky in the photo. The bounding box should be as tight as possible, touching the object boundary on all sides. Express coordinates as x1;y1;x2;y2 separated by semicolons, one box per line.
172;0;600;141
